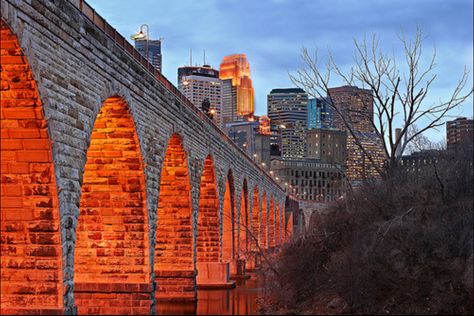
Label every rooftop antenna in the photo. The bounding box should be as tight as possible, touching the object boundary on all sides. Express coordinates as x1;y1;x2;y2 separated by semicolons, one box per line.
203;49;206;65
190;48;192;66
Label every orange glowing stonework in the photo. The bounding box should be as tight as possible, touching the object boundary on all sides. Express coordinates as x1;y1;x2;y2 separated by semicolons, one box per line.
250;187;260;252
219;54;255;116
74;96;151;315
260;192;268;249
274;202;280;246
285;213;294;242
0;20;64;315
239;180;249;257
197;155;219;264
155;133;196;302
222;171;236;262
269;198;275;248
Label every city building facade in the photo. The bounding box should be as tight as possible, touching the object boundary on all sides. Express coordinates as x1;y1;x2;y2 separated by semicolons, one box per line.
446;117;473;152
327;85;385;181
306;128;347;164
225;119;271;167
219;54;255;125
328;85;374;132
271;159;345;202
134;39;162;72
177;65;222;126
221;78;238;126
267;88;308;159
399;150;441;179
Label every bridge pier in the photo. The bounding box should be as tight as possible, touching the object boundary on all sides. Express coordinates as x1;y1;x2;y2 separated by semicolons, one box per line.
155;270;197;302
230;258;250;280
74;283;152;315
196;262;235;289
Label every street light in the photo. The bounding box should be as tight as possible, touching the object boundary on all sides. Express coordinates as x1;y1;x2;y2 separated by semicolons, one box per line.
131;24;150;60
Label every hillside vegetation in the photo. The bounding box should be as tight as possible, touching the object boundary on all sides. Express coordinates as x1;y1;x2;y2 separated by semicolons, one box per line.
263;150;473;314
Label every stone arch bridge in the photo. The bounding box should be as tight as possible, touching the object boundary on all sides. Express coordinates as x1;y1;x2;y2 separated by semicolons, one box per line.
0;0;293;314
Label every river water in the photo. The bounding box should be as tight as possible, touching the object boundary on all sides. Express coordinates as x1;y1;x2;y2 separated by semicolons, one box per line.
156;275;263;315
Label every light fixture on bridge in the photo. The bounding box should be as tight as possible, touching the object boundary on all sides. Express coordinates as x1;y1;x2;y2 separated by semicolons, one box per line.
131;24;150;59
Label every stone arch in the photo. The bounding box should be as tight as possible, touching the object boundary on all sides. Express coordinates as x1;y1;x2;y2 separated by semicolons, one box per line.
155;133;195;301
74;96;151;314
268;197;275;249
261;191;268;249
285;212;294;241
250;186;260;252
196;155;219;263
278;201;285;245
0;20;64;314
222;169;236;262
239;178;249;257
275;201;281;246
299;211;306;236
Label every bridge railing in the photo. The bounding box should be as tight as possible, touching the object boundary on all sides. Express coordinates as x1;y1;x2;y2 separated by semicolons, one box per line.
69;0;284;193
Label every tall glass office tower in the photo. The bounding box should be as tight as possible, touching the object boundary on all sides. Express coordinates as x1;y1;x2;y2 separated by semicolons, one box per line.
135;39;162;72
307;97;332;129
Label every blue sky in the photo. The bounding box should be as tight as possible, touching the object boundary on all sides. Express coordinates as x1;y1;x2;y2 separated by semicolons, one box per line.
88;0;473;142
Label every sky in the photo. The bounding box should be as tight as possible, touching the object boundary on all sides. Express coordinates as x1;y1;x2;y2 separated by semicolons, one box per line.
88;0;473;143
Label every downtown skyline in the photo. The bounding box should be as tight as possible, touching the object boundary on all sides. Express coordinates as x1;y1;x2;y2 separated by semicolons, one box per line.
88;0;473;143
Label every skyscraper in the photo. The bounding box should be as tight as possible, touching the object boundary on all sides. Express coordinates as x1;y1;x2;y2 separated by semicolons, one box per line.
177;65;222;127
328;85;385;182
221;79;238;126
134;39;162;72
225;117;271;167
307;97;332;129
267;88;308;159
219;54;255;124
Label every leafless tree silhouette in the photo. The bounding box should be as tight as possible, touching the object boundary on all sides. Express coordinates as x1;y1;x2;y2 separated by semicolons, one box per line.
290;28;473;178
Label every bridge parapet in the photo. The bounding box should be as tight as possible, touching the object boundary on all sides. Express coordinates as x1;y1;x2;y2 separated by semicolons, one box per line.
0;0;289;314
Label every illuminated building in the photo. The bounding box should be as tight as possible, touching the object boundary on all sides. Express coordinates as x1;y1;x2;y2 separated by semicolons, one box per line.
178;65;222;127
134;39;162;72
327;86;385;181
219;54;255;124
267;88;308;159
259;115;271;135
346;132;386;182
328;85;374;133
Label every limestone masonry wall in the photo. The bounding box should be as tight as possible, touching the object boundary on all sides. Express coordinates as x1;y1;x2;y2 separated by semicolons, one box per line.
1;0;287;313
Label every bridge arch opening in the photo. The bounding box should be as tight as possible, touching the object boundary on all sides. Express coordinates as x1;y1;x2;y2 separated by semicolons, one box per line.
74;96;150;314
0;20;64;314
250;187;260;253
239;178;249;258
155;133;195;301
274;201;280;246
222;169;236;262
196;155;219;263
285;212;294;242
261;192;268;249
269;197;275;249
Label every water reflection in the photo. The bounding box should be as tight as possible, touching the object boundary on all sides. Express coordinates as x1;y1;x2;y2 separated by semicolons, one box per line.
156;276;262;315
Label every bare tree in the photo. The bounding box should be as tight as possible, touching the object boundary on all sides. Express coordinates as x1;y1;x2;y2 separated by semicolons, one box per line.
290;28;473;178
